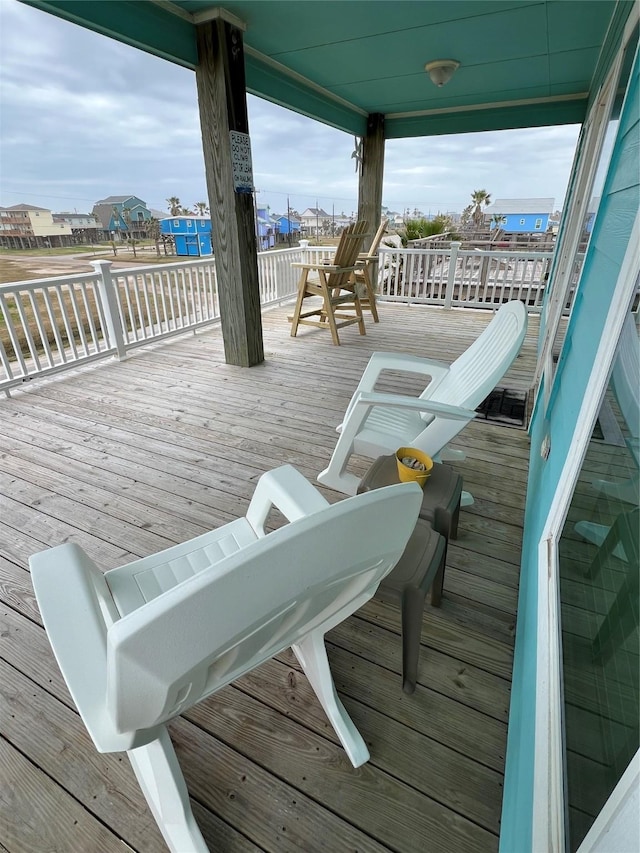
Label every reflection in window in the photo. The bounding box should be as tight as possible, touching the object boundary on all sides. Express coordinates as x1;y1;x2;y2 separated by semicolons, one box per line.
559;308;639;850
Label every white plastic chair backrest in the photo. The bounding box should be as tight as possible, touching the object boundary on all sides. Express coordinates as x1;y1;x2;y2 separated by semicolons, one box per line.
611;312;639;439
107;483;422;734
419;301;527;413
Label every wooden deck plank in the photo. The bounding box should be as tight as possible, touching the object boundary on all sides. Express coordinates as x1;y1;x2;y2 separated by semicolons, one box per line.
0;736;132;853
0;304;538;852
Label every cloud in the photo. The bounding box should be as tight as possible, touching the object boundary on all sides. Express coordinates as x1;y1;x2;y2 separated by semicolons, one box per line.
0;0;579;218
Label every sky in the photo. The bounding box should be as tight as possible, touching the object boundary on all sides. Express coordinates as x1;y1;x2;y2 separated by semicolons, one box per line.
0;0;581;219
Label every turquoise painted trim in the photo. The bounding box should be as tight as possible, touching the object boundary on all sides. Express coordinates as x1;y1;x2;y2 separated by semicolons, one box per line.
23;0;198;67
499;48;639;853
385;99;588;139
244;54;366;136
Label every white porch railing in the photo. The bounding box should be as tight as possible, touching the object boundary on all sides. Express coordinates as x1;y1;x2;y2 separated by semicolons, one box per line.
378;242;555;309
0;241;557;394
0;247;304;394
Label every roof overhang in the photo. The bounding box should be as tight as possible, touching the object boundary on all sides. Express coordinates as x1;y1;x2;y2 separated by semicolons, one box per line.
22;1;632;138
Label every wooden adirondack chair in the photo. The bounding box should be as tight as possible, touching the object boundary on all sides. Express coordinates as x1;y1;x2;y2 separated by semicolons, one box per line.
347;217;389;322
289;219;369;345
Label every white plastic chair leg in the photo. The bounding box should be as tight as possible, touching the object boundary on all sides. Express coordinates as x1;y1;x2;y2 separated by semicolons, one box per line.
317;412;368;496
127;727;209;853
439;447;466;462
292;631;370;768
460;490;474;507
591;475;639;505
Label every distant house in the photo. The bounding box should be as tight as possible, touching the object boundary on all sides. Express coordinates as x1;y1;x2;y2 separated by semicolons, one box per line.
92;195;152;240
256;207;277;250
160;216;212;256
484;198;555;233
0;203;73;248
299;207;331;237
53;212;101;243
274;214;301;239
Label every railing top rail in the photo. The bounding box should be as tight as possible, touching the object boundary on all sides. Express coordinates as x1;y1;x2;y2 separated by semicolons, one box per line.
109;257;216;276
457;248;555;259
259;246;305;256
378;246;554;258
0;271;101;293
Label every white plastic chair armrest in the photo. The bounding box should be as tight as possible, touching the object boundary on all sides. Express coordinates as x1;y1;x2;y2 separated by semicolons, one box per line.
246;464;330;537
354;390;476;422
341;353;452;426
359;351;451;389
29;544;138;752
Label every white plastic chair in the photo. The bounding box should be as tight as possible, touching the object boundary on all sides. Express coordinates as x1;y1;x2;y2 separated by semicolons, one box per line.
30;464;422;853
317;300;528;498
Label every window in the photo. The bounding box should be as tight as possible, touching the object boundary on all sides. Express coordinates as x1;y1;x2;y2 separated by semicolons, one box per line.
520;218;526;225
538;21;637;408
187;220;193;228
535;218;543;229
174;220;180;227
558;308;639;850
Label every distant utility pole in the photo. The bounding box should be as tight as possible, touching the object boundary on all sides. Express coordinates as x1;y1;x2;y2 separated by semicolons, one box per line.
316;199;319;241
252;188;261;249
287;195;292;246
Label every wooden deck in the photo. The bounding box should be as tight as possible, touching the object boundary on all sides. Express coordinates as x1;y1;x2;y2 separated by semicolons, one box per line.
0;302;539;853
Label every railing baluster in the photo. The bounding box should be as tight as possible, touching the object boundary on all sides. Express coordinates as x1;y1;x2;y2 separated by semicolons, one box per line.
0;293;29;375
66;284;90;357
78;282;101;353
54;285;79;361
12;292;43;370
41;288;67;363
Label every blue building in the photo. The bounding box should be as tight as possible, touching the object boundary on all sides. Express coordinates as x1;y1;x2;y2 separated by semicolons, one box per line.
92;195;152;239
486;198;555;233
160;216;212;256
274;214;301;237
256;207;277;250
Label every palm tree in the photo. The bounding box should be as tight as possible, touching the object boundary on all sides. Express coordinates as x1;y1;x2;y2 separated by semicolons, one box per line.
194;201;209;216
166;197;182;216
471;189;492;226
147;217;161;257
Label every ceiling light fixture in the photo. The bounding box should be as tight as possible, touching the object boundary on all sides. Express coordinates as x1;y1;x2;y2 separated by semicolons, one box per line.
424;59;460;87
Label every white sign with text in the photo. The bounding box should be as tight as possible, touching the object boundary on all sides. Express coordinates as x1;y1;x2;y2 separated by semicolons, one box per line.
230;131;254;194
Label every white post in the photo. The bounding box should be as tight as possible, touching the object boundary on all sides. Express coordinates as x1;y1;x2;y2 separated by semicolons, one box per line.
92;260;127;360
444;241;461;309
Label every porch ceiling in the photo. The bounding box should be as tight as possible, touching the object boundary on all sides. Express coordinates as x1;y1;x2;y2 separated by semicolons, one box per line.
24;0;621;137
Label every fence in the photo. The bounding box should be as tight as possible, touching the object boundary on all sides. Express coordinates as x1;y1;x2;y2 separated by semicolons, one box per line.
0;246;304;394
0;241;557;394
378;242;555;309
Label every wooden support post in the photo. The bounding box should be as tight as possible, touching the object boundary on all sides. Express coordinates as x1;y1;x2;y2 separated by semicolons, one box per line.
357;113;385;253
195;18;264;367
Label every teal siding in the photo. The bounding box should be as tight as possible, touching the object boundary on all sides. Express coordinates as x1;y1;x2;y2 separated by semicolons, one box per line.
500;48;639;852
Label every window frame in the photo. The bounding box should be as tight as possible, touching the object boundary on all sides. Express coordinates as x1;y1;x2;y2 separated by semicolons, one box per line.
531;212;640;852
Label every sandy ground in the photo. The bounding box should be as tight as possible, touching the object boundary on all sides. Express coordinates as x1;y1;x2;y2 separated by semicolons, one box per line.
0;249;173;284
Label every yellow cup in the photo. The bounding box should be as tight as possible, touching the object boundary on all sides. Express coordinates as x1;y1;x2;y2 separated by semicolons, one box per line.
395;447;433;489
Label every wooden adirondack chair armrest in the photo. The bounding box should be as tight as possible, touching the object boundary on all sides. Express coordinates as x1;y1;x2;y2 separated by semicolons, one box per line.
291;262;357;273
246;464;330;536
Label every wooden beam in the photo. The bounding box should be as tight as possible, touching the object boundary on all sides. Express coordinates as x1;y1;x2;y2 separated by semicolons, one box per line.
195;19;264;367
357;113;385;252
